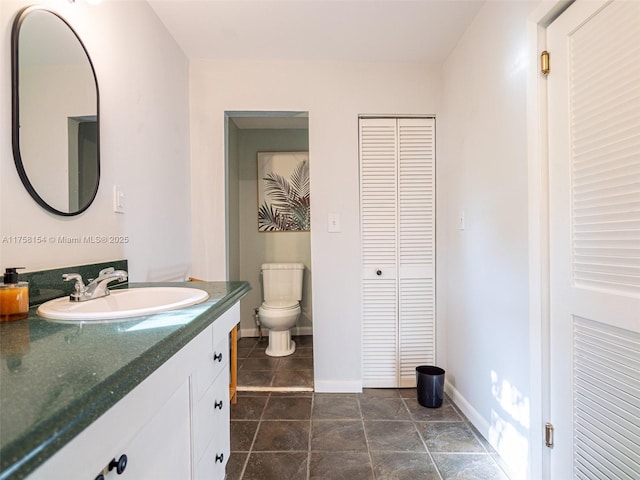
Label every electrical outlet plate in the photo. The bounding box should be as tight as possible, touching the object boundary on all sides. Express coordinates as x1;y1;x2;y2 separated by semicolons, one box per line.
328;213;341;233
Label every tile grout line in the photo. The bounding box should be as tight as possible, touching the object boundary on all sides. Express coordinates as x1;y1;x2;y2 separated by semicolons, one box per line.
464;423;514;480
237;391;270;480
232;341;256;480
402;395;445;480
306;394;314;480
358;395;378;479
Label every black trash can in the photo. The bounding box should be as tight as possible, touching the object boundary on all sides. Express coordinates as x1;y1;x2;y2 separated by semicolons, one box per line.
416;366;445;408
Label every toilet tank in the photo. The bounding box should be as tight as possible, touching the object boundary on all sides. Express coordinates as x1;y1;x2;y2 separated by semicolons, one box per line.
261;263;305;302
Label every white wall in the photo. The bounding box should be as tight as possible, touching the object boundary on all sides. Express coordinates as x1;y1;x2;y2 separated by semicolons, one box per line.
440;1;537;478
190;60;441;391
0;0;191;281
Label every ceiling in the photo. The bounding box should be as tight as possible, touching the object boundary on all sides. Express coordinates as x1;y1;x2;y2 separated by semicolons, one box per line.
147;0;485;63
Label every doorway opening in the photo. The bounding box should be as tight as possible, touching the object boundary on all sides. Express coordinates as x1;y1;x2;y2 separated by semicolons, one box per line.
67;115;98;212
225;111;314;391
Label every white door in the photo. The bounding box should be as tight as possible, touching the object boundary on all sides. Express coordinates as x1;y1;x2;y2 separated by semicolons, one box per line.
361;118;399;387
397;118;436;386
548;1;640;478
360;117;435;388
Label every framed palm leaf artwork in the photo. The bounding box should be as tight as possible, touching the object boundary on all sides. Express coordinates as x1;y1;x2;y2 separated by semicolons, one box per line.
257;151;310;232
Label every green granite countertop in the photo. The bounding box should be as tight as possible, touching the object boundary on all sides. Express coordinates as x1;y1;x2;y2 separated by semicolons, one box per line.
0;281;250;480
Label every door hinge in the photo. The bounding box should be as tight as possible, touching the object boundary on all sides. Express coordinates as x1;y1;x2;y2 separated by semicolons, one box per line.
541;51;550;76
545;422;554;448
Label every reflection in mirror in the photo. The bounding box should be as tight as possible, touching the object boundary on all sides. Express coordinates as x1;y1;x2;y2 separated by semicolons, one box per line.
12;6;99;216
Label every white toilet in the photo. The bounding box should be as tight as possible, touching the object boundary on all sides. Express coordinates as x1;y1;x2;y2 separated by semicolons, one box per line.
258;262;304;357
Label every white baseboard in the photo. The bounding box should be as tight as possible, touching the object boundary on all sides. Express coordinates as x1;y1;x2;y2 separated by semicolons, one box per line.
239;326;313;338
445;381;491;435
446;382;523;480
314;380;362;393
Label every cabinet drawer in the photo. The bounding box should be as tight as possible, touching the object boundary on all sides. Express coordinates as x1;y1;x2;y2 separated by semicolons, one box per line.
192;364;230;463
212;303;239;341
191;334;228;401
194;439;229;480
213;336;229;377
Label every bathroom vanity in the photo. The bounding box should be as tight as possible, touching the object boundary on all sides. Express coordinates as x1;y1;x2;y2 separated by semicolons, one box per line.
0;281;250;480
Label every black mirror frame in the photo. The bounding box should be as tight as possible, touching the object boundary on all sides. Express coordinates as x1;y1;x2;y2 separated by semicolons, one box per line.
11;5;100;217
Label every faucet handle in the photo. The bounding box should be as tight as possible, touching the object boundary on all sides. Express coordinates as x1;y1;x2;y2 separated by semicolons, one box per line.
62;273;86;294
88;267;115;283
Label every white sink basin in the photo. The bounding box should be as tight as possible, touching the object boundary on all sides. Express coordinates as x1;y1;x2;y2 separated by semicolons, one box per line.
37;287;210;322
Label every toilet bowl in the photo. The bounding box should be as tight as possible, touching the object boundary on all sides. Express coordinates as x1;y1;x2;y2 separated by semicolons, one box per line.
258;263;304;357
258;301;301;357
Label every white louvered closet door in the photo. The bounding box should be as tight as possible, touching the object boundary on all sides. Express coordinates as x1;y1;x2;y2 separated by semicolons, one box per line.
397;119;436;386
360;117;435;388
361;118;399;387
548;1;640;478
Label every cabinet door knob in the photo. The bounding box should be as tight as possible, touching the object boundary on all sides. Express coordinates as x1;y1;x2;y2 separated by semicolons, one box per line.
214;400;223;410
108;454;128;475
213;352;223;362
215;453;224;464
376;269;382;276
95;475;105;480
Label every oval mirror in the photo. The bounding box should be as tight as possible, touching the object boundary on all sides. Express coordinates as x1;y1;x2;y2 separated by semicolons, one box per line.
11;6;100;216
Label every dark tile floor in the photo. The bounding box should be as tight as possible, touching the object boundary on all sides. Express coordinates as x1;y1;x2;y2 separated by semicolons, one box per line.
227;389;511;480
230;335;511;479
237;335;314;391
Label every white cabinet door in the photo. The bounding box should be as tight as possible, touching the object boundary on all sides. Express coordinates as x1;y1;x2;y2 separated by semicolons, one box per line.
360;117;436;387
109;381;191;479
29;373;193;480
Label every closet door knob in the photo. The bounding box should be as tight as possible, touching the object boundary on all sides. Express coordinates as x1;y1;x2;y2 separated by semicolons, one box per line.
215;453;224;463
213;352;223;362
215;400;223;410
108;454;128;475
376;269;382;276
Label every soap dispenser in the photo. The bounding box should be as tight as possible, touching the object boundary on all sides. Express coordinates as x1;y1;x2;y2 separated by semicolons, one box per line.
0;268;29;322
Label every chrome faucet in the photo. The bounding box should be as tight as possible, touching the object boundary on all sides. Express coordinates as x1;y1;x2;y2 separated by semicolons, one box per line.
62;267;128;302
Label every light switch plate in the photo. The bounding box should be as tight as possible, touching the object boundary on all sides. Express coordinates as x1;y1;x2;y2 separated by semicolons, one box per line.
113;185;125;214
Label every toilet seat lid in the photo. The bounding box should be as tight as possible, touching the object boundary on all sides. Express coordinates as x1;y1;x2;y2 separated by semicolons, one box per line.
262;300;299;310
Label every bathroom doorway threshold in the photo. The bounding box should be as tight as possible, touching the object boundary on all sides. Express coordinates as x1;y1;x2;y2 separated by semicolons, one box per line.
237;386;314;393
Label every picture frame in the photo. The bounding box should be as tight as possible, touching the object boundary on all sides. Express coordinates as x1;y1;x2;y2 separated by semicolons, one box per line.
257;151;310;232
